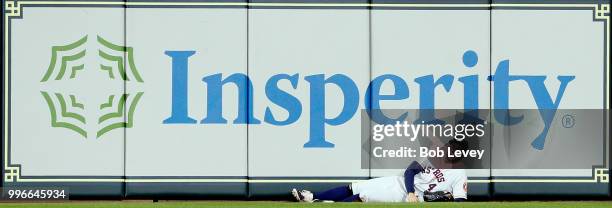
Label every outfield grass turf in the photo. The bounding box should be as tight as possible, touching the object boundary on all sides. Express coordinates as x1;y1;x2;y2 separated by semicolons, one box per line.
0;201;611;208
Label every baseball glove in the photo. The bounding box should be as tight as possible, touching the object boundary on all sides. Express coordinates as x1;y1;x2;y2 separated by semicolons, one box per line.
423;191;454;202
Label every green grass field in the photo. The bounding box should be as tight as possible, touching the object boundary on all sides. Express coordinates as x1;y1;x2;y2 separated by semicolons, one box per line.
0;201;611;208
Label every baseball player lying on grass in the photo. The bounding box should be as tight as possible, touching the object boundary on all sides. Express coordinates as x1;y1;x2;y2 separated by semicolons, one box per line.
291;161;467;203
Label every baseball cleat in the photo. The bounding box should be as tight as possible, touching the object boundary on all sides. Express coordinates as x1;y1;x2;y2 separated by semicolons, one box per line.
291;188;314;203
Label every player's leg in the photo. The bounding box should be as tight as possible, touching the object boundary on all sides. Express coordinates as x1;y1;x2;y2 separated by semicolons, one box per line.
314;186;354;201
340;194;362;202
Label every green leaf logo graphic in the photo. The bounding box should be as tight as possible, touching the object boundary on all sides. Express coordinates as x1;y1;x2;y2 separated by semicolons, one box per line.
41;36;88;82
40;92;87;137
97;36;143;82
41;35;144;139
97;92;144;138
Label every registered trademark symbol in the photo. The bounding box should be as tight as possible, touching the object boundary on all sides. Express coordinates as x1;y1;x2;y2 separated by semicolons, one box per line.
561;114;575;128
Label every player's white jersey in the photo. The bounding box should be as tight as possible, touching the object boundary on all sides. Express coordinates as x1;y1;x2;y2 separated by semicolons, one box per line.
414;167;468;201
351;175;408;202
351;168;467;202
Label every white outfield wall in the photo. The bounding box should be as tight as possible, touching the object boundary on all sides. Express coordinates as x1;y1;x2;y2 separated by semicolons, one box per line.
124;7;249;197
2;0;610;199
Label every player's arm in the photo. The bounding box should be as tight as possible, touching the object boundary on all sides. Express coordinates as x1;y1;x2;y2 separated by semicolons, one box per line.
404;161;424;202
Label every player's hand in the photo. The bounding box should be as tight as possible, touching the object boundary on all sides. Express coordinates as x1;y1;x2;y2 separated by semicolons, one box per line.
407;192;418;203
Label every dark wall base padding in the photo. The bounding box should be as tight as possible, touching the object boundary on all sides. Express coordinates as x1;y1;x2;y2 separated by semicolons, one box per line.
125;182;247;199
493;183;610;198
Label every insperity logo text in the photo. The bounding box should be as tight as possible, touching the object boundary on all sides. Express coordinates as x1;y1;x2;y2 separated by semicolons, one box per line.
163;50;575;151
40;35;144;138
40;36;575;150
